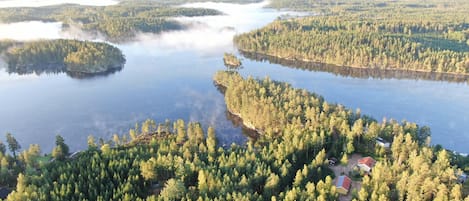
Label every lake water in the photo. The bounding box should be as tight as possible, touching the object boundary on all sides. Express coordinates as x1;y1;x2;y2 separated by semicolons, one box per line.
0;1;468;153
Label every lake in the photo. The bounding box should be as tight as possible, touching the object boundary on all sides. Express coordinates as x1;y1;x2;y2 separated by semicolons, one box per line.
0;1;468;153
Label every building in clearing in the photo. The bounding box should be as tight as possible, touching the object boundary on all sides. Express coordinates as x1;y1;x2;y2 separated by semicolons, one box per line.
357;156;376;173
458;172;467;183
335;175;352;195
376;137;390;148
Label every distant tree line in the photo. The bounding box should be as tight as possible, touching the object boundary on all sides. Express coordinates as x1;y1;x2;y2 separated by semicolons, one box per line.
234;0;469;75
235;16;469;75
0;4;223;42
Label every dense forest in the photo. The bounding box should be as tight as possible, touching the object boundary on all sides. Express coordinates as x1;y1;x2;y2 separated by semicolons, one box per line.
0;39;125;75
0;4;222;42
235;0;469;75
214;71;469;200
0;71;467;200
1;120;338;201
267;0;469;15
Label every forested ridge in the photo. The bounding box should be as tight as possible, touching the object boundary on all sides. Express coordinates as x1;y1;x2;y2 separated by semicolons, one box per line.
1;120;339;201
0;39;125;75
214;71;469;200
235;0;469;75
0;71;467;200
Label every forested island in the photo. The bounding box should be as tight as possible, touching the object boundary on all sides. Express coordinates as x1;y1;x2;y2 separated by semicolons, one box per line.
235;0;469;75
223;53;242;68
0;39;125;75
0;3;223;42
0;71;467;200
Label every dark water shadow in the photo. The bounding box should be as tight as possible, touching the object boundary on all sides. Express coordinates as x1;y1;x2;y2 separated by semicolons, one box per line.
224;110;259;142
5;63;124;79
240;51;469;84
213;81;259;143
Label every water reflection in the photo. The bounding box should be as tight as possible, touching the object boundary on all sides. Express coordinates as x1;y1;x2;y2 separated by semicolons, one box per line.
213;81;259;143
4;63;124;79
240;51;469;84
224;110;259;142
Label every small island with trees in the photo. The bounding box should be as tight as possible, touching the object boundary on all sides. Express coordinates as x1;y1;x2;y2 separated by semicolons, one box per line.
0;39;126;76
223;53;242;68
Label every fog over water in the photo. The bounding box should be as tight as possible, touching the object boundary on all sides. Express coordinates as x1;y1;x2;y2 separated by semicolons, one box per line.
0;21;64;40
127;1;296;56
0;1;468;153
0;21;108;41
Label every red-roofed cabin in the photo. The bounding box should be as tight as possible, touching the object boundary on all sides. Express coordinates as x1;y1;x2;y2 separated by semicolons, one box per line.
357;156;376;173
335;175;352;195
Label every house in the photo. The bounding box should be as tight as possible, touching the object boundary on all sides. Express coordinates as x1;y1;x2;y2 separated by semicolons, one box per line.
357;156;376;173
0;187;11;200
376;137;390;148
458;172;467;183
335;175;352;195
69;151;82;159
328;157;338;166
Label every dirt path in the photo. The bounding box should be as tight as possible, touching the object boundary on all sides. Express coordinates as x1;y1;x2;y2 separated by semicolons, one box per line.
330;153;363;201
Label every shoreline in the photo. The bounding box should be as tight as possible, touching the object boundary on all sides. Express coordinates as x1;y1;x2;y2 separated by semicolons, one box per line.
238;49;469;79
213;80;264;136
214;71;469;157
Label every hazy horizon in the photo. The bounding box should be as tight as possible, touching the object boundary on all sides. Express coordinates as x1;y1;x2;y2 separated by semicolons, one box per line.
0;0;118;8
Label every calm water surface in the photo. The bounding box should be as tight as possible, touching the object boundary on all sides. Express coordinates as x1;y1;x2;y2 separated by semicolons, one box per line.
0;1;468;153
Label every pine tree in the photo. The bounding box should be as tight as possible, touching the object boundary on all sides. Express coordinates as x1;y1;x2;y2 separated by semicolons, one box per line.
159;179;187;201
0;141;5;154
6;133;20;159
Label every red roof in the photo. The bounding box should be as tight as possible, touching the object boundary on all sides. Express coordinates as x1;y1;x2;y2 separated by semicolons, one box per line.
358;157;376;168
336;175;352;190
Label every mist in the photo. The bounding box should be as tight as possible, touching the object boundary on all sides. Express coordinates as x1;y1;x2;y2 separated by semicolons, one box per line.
0;21;65;40
0;0;304;56
0;21;110;42
120;1;303;56
0;0;118;8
